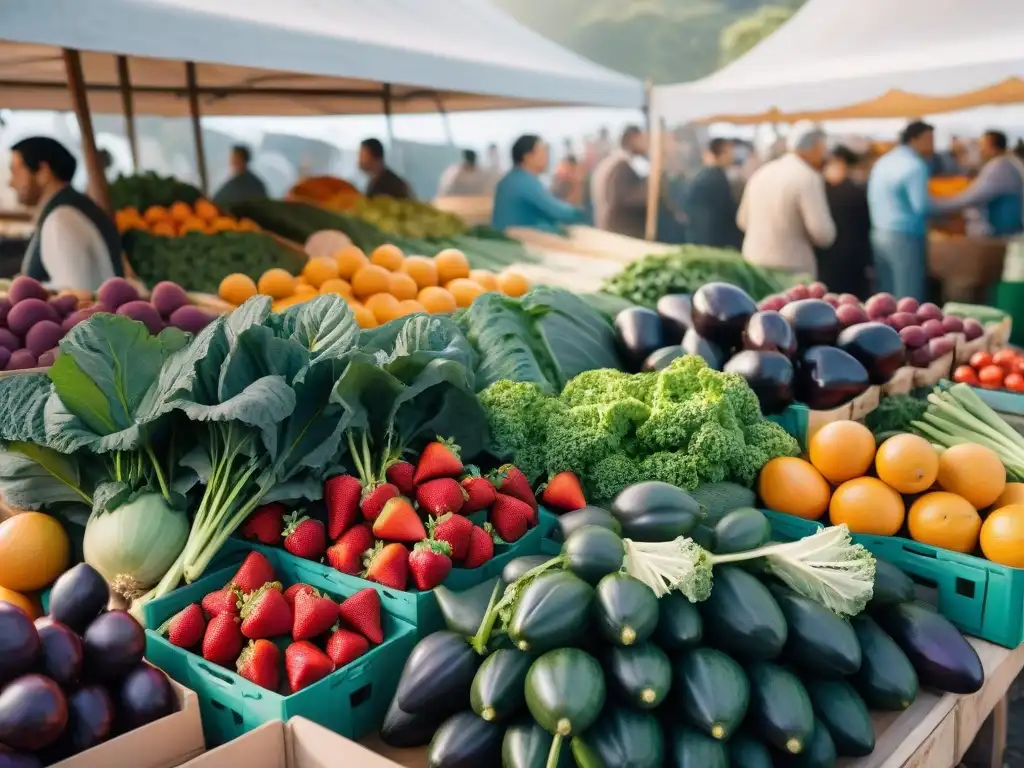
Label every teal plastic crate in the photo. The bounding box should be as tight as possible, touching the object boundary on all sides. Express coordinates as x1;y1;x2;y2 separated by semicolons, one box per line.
141;544;416;747
971;385;1024;416
766;404;810;445
763;510;823;542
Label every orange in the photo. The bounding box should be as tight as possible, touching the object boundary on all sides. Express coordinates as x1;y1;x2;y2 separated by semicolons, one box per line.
395;300;427;318
335;245;369;279
294;284;317;297
0;512;70;592
991;483;1024;511
370;244;405;271
0;587;38;619
319;278;353;298
257;268;296;300
447;278;485;308
150;221;176;237
808;420;876;484
295;275;310;287
937;443;1006;509
302;256;340;288
469;269;499;292
272;294;309;313
435;249;470;283
829;477;905;536
209;216;237;232
907;492;982;553
143;205;169;224
365;293;401;324
169;201;193;222
351;303;378;329
389;272;420;301
874;434;939;494
401;256;439;288
237;217;261;232
351;265;392;300
418;286;458;314
194;198;219;220
757;457;831;520
219;273;258;305
498;271;530;297
177;216;208;235
980;504;1024;566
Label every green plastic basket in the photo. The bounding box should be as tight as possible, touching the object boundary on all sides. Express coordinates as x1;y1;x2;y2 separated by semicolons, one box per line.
141;544;416;747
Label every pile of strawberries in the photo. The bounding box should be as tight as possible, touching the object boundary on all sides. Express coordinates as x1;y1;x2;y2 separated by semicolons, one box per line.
160;551;385;694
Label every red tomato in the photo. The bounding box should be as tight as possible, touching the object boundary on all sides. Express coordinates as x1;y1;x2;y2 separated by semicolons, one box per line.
971;351;994;369
953;365;980;385
979;364;1006;388
993;349;1019;370
1006;373;1024;393
1014;358;1024;376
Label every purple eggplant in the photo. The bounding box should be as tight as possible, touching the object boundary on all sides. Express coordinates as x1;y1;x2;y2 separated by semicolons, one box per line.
34;618;83;688
681;329;725;370
656;294;693;342
836;322;905;385
118;665;178;731
642;345;685;372
614;308;667;372
744;311;797;357
796;346;870;411
780;299;841;350
0;674;68;751
691;282;757;350
48;563;109;634
724;351;794;415
0;604;41;685
82;610;145;683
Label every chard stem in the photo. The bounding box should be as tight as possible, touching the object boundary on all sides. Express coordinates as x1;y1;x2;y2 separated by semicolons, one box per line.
145;444;171;502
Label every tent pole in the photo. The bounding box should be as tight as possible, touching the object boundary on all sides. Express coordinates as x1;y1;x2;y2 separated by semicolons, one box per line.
185;62;209;194
63;48;111;213
382;83;397;170
644;92;664;241
432;93;455;148
116;56;139;171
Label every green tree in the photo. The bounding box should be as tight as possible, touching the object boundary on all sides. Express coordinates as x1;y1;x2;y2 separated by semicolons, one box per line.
719;4;796;65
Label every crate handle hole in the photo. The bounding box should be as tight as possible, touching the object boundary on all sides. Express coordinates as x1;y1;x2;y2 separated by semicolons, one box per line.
955;578;976;598
210;700;226;711
902;543;938;559
350;683;372;708
232;711;243;727
198;662;238;688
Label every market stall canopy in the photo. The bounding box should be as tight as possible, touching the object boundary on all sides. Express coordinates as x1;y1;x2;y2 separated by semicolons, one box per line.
0;0;644;115
654;0;1024;124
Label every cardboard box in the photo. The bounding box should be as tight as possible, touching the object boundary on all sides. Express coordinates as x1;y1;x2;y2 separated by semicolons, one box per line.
54;676;204;768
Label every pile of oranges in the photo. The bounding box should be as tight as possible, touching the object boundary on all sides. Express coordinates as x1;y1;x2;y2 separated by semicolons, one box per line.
217;243;530;328
758;420;1024;567
116;200;260;237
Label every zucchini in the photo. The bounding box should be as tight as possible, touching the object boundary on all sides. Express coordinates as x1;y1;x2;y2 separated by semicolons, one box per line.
434;577;500;637
470;648;532;722
611;481;704;541
699;566;787;660
379;696;452;748
525;649;606;759
595;573;659;646
555;505;622;541
869;558;915;607
851;615;919;710
562;526;625;584
803;679;875;757
575;707;663;768
508;571;594;654
769;584;862;677
777;718;837;768
711;508;771;553
605;642;672;709
727;732;773;768
746;662;814;755
502;719;571;768
654;593;703;651
570;736;603;768
427;710;503;767
672;647;749;740
667;725;728;768
691;481;757;524
502;556;550;585
395;631;482;714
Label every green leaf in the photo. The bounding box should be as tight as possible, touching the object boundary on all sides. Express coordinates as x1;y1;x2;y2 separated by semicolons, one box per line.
0;373;54;444
274;295;360;365
460;293;554;392
92;480;131;515
0;442;91;509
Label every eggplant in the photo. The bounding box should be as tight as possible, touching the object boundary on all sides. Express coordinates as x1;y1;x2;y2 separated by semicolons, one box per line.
434;577;501;637
34;618;83;688
395;631;482;714
614;308;666;372
0;604;41;685
502;557;550;585
554;505;621;542
575;707;664;768
380;696;453;748
82;610;145;682
427;710;503;767
0;674;68;751
692;282;757;350
502;719;571;768
724;351;794;415
795;346;870;411
780;299;840;349
62;685;115;754
837;322;905;384
656;293;694;341
611;481;704;542
744;311;797;357
118;665;178;731
642;345;685;372
682;328;726;369
47;563;109;634
875;601;984;694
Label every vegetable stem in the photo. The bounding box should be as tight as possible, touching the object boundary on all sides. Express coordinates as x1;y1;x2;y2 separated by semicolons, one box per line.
546;734;563;768
347;431;367;483
145;444;171;502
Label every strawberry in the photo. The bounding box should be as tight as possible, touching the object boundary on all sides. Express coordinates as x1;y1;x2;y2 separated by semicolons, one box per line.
385;461;417;497
292;589;339;641
463;524;498;569
160;603;206;648
409;540;453;590
324;474;362;540
283;583;319;607
240;503;287;545
490;492;536;542
461;475;497;513
413;438;463;484
325;626;369;667
236;639;280;691
202;588;240;619
282;513;327;560
202;613;243;665
372;497;427;543
428;512;474;561
361;482;400;522
240;583;293;639
229;551;275;593
490;464;538;511
416;477;467;516
363;542;409;591
285;641;335;693
326;523;375;575
539;471;587;512
338;588;383;644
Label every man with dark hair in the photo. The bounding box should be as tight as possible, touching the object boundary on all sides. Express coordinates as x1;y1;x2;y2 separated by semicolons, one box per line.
9;136;122;290
590;125;649;237
818;145;873;298
491;135;582;232
213;144;267;207
684;137;742;249
358;138;413;199
867;120;934;299
438;149;488;197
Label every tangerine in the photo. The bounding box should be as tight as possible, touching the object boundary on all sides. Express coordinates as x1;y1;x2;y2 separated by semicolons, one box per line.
351;265;392;299
874;434;939;494
169;201;193;222
907;492;982;553
469;269;499;292
319;278;353;298
498;270;530;297
194;198;219;220
219;273;258;305
352;303;378;329
757;457;831;520
937;443;1006;509
447;278;485;308
418;286;458;314
302;256;340;288
402;256;439;288
335;245;369;279
394;300;427;318
829;477;905;535
388;272;419;301
365;293;401;324
257;268;296;299
370;244;405;271
808;420;876;483
435;249;470;283
980;504;1024;566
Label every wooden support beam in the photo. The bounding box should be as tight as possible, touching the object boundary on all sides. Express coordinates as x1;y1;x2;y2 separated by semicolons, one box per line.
185;62;209;193
116;56;139;171
644;85;664;241
62;48;111;213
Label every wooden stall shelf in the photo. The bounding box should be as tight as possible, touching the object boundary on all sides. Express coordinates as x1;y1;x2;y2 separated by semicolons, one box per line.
882;366;916;396
954;639;1024;763
431;195;493;226
912;351;955;388
838;691;957;768
928;232;1007;304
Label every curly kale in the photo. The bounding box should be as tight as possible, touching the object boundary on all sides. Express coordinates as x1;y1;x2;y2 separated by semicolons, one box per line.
639;452;700;490
477;380;564;480
590;453;643;501
545;398;650;477
560;369;656;407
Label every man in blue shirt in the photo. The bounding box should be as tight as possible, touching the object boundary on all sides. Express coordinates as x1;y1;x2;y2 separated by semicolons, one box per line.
492;135;583;233
867;121;934;300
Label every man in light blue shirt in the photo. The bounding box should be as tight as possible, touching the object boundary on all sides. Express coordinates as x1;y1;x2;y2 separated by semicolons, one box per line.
867;121;934;300
492;135;583;233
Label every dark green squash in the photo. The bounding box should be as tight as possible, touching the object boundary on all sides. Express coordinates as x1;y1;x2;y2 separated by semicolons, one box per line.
605;642;672;709
595;573;659;646
672;647;749;740
470;648;533;723
508;571;594;654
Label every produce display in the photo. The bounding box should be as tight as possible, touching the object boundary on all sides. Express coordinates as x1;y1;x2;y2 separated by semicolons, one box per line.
109;172;202;213
348;197;467;239
115;199;260;237
288;175;363;209
954;349;1024;391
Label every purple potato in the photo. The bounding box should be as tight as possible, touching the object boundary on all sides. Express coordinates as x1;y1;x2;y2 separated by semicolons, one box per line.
116;301;164;335
5;350;37;371
835;304;869;328
150;281;190;318
6;299;59;338
24;321;64;359
36;348;59;367
921;319;945;340
887;312;917;331
33;618;83;688
963;318;984;341
47;294;79;318
0;328;22;352
929;336;956;358
757;295;787;312
0;604;41;685
0;675;67;751
896;297;920;314
61;307;102;332
899;326;928;349
941;315;964;334
0;349;11;370
169;305;214;334
0;298;11;326
865;293;898;318
7;277;48;305
807;282;828;299
837;293;861;306
784;285;811;302
97;277;140;311
909;346;934;367
917;302;943;321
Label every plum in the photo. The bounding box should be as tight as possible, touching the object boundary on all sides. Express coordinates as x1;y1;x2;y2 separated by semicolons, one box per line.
837;293;861;306
150;282;190;318
0;298;11;326
963;318;984;341
0;328;22;352
6;299;59;338
61;308;102;333
6;350;37;371
784;285;811;302
7;276;48;305
807;282;828;299
917;302;943;321
757;295;787;312
96;278;139;311
169;305;213;334
116;301;163;335
900;326;928;349
25;321;64;359
865;293;898;318
36;349;59;368
941;315;964;334
896;297;920;314
929;336;955;359
0;349;10;370
47;294;79;318
887;312;917;331
909;346;933;367
921;319;945;340
836;304;869;327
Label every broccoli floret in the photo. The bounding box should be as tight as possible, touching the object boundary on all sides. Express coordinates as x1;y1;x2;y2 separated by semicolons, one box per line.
544;398;650;477
639;451;700;490
478;380;563;479
560;369;656;407
589;452;643;502
689;420;745;484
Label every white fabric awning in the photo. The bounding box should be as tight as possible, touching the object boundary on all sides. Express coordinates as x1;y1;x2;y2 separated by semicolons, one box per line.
0;0;644;115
